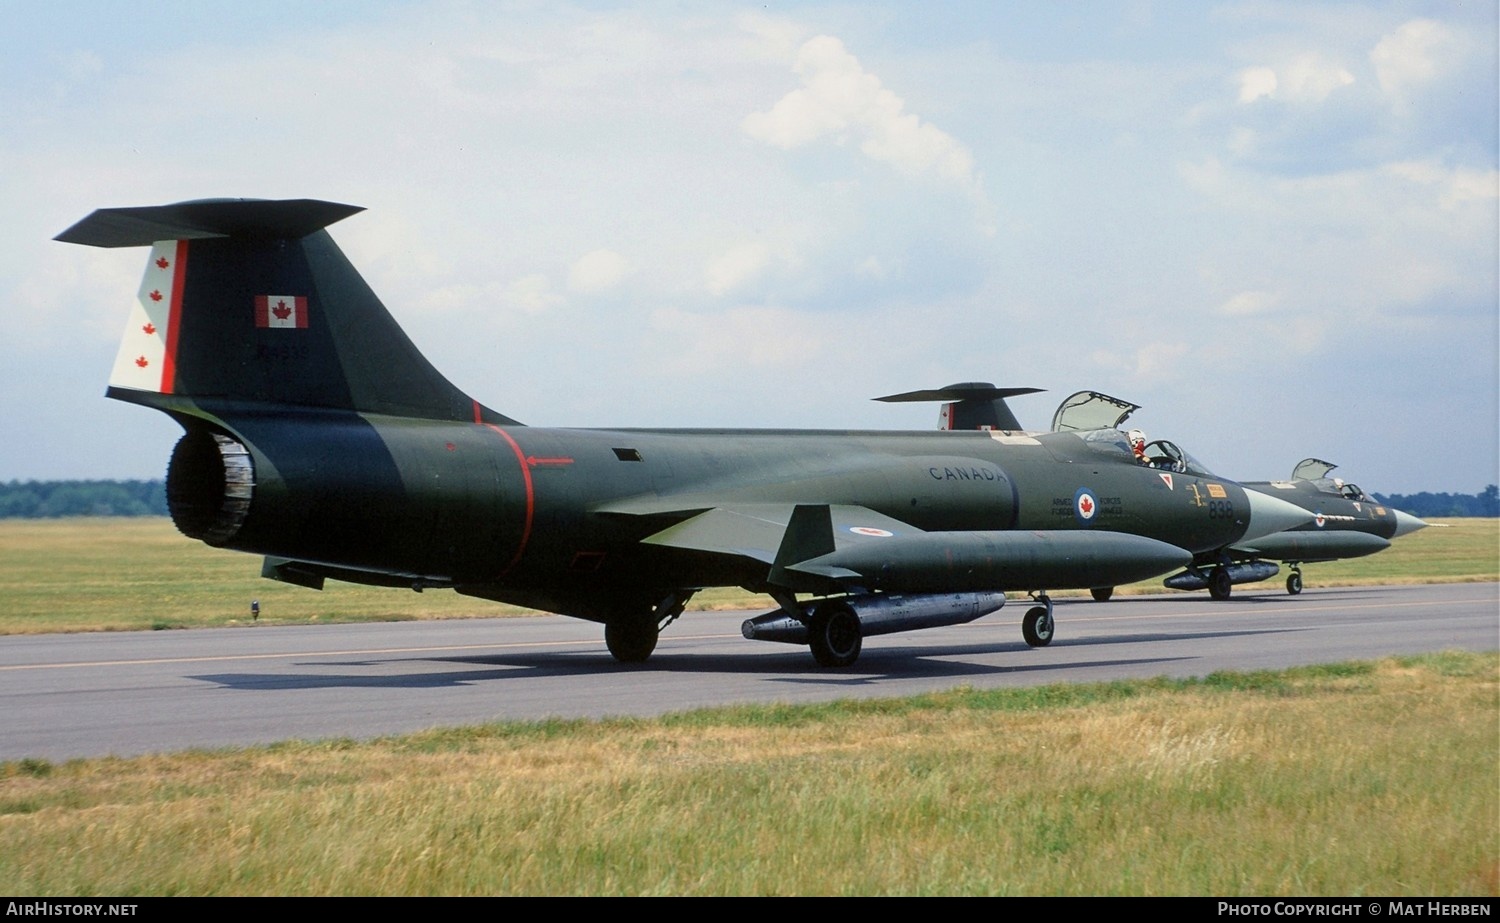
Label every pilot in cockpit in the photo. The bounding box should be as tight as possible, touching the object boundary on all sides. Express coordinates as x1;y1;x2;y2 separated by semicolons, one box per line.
1129;429;1149;465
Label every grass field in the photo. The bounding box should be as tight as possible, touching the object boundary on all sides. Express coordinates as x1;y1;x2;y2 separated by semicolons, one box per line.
0;516;1495;634
0;652;1493;895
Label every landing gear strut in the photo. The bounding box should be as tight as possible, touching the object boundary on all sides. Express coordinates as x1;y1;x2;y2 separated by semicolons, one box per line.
1022;594;1055;647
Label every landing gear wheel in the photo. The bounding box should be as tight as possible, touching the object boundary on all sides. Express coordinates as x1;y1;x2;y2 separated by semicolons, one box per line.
808;603;862;668
605;618;658;663
1208;567;1232;601
1090;586;1114;602
1022;605;1055;647
1286;570;1303;595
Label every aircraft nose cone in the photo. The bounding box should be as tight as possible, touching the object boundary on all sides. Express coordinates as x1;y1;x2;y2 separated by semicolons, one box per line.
1391;509;1429;538
1240;488;1315;543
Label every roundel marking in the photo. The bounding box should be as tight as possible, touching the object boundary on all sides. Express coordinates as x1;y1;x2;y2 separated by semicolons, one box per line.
849;526;894;537
1074;488;1097;523
1314;512;1326;528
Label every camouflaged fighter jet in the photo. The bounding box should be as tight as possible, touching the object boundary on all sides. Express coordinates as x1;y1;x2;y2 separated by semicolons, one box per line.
1191;459;1430;598
58;198;1314;667
905;387;1427;602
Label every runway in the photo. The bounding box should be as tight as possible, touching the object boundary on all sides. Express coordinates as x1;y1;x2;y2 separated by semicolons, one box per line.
1;582;1494;761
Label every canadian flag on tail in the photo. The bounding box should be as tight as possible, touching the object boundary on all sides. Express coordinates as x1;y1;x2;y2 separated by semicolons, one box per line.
256;295;309;329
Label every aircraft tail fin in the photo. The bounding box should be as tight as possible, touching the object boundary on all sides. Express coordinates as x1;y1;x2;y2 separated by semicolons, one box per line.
56;198;517;424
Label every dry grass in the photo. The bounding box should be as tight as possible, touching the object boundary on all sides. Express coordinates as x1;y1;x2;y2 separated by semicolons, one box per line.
0;653;1494;896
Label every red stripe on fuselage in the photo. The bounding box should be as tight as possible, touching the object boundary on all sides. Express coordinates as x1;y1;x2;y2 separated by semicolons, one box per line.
159;240;189;394
485;424;533;577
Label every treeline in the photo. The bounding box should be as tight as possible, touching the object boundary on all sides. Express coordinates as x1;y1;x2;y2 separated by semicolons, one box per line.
1373;485;1498;519
0;480;168;518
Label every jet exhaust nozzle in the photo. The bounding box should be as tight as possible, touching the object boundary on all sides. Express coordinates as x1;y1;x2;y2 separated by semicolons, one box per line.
1164;560;1280;591
741;591;1007;645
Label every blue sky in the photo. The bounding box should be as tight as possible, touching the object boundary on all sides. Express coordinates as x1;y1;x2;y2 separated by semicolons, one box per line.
4;1;1496;494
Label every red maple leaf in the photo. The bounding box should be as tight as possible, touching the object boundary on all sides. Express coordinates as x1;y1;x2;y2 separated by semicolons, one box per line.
1079;495;1094;515
272;299;292;320
149;290;163;302
142;323;156;335
135;356;149;368
156;257;169;269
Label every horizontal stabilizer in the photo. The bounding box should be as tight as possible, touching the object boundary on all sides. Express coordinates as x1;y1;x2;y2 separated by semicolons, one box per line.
873;382;1043;432
873;384;1043;403
55;198;364;248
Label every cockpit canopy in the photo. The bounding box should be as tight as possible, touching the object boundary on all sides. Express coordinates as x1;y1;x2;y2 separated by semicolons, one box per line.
1050;390;1141;433
1291;458;1338;481
1291;458;1368;501
1053;390;1217;476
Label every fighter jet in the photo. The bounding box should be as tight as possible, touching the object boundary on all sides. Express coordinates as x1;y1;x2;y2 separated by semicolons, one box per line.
57;198;1313;667
887;387;1426;600
1170;459;1430;598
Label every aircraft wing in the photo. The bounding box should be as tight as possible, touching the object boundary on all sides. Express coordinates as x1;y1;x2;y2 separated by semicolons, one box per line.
633;502;923;592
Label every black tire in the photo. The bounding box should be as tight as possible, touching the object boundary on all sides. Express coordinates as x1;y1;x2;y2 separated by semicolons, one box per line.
1090;586;1114;602
1209;567;1232;601
1022;605;1054;647
808;603;862;667
605;618;657;663
1286;571;1303;595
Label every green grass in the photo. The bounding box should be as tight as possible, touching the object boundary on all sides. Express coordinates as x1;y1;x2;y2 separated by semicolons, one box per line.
0;653;1493;896
1;517;1494;634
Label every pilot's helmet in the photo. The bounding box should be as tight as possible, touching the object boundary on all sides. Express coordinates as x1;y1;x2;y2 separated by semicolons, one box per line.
1128;429;1146;448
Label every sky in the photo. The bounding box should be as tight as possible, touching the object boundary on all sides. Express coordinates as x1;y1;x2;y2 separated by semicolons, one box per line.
3;0;1496;495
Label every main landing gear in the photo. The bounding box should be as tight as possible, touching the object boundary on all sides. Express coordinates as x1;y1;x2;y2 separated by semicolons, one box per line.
764;589;865;668
1022;594;1055;648
603;592;690;664
1285;566;1303;596
1208;566;1233;601
807;600;863;668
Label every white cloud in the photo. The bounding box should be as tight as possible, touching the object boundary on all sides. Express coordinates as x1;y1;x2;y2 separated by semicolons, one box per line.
704;243;771;296
648;305;828;374
568;249;630;294
1281;54;1354;102
743;35;980;188
1218;291;1281;316
1235;56;1352;105
1383;162;1499;209
504;274;564;315
1371;19;1458;104
1237;66;1278;103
